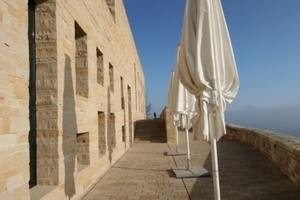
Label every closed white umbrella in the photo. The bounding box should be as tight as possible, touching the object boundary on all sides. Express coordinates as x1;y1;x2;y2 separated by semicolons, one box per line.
170;45;209;178
167;70;175;113
170;45;187;116
178;0;239;199
166;70;186;156
166;46;186;156
167;70;179;125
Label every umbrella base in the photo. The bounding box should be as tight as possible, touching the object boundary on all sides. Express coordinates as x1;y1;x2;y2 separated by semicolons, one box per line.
172;166;210;178
166;150;187;156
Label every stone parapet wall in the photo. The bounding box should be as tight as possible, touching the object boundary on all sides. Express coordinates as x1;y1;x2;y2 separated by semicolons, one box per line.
161;107;176;142
226;124;300;188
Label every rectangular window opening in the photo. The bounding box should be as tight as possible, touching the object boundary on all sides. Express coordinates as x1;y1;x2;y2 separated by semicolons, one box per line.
97;48;104;86
122;125;125;142
109;113;116;149
75;21;88;98
121;76;124;109
109;63;114;92
98;112;106;157
106;0;115;20
76;131;90;172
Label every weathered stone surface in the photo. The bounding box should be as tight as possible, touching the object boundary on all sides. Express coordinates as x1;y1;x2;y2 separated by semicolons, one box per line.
226;124;300;189
161;107;176;142
1;0;145;199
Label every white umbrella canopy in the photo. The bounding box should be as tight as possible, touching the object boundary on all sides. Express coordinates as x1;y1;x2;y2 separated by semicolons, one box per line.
167;71;175;109
178;0;239;142
178;0;239;199
167;70;182;155
171;45;196;120
166;47;192;156
169;45;195;141
169;46;209;178
167;70;180;123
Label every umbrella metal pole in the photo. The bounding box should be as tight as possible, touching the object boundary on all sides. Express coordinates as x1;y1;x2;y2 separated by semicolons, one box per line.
209;114;221;200
185;115;191;170
175;125;179;153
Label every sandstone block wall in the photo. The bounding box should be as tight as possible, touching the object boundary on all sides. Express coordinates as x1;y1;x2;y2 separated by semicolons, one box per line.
0;0;30;199
161;107;176;142
0;0;146;199
226;124;300;189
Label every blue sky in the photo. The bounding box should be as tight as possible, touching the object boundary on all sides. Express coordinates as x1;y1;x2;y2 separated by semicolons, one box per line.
123;0;300;137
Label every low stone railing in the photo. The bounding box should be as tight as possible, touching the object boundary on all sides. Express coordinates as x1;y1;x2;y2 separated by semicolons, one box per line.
160;107;176;142
226;124;300;188
161;107;300;188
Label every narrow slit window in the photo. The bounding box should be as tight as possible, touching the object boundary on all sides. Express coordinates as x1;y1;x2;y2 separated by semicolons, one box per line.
96;48;104;86
75;21;88;98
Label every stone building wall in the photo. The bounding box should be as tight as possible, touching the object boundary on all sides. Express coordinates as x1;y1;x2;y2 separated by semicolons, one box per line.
0;0;145;199
0;0;30;199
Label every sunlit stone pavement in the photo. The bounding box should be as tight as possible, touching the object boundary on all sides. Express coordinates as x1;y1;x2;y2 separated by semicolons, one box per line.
81;131;300;200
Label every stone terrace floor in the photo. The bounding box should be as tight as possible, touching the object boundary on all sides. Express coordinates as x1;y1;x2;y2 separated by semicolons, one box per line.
80;131;300;200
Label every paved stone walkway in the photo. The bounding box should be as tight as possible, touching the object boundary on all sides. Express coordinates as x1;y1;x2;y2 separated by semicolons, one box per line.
81;131;300;200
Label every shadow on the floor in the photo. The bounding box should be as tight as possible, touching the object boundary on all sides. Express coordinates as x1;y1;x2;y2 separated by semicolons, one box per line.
189;137;300;199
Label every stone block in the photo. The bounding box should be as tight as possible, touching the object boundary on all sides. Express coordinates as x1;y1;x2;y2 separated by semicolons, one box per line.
11;183;30;200
12;150;28;169
1;168;18;182
36;19;56;30
0;145;7;157
36;141;58;155
36;93;58;106
37;166;59;179
0;154;13;172
0;118;11;134
36;118;58;130
0;81;14;98
37;129;61;138
0;6;3;22
37;178;59;186
10;118;29;133
0;179;6;193
7;74;28;86
35;29;57;42
13;83;28;100
3;0;17;11
7;173;23;191
16;132;28;144
0;134;17;147
0;191;12;200
0;95;4;104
